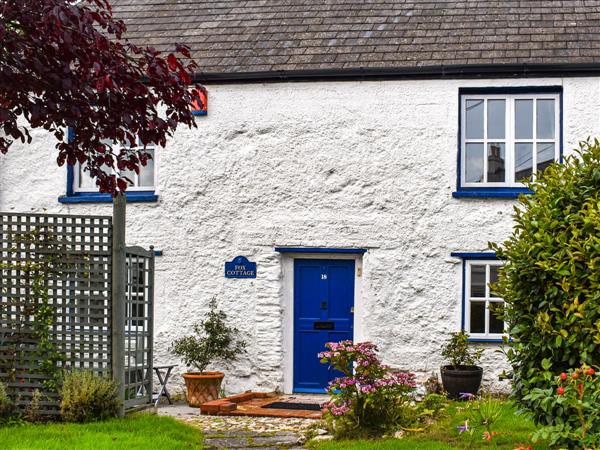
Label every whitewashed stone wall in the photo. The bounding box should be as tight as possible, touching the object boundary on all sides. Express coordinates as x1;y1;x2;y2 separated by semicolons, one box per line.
1;77;600;395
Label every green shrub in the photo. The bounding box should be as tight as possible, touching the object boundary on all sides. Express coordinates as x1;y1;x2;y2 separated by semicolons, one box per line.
0;381;14;421
492;139;600;429
60;371;120;423
25;389;43;423
529;365;600;448
440;331;483;368
170;298;246;373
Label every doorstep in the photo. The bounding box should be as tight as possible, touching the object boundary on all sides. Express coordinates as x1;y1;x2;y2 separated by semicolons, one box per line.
200;391;325;419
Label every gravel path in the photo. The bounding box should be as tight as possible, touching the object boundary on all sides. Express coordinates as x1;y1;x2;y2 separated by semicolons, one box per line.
158;404;323;449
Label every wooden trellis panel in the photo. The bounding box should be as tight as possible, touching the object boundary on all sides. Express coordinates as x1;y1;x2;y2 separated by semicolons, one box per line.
123;246;154;410
0;212;112;416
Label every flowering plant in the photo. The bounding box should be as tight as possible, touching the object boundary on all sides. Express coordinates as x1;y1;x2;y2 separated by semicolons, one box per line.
319;341;417;437
456;392;504;445
529;364;600;449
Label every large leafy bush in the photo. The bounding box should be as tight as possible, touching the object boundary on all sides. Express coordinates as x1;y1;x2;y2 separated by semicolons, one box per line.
492;139;600;428
60;371;120;423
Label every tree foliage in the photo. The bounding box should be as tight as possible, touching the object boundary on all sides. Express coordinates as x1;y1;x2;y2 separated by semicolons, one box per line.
491;139;600;426
0;0;202;194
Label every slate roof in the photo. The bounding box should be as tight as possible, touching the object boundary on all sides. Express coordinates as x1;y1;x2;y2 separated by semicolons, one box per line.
111;0;600;78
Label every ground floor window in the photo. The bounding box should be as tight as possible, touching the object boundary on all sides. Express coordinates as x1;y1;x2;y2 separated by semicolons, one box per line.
464;259;505;340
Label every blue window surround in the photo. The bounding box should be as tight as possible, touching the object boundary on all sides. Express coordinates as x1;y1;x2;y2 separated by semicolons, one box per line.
58;129;158;204
453;85;563;199
451;252;504;343
275;247;367;254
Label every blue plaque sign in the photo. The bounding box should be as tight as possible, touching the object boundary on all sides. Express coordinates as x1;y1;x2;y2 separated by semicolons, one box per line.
225;256;256;279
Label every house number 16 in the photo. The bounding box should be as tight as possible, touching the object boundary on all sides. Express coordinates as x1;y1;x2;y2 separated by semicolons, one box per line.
321;274;327;280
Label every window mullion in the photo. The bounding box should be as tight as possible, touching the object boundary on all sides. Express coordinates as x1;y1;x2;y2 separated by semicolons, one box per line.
532;99;538;180
483;99;488;183
507;97;514;186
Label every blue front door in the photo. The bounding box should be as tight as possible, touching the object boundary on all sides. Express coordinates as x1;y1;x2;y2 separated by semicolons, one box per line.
293;259;355;393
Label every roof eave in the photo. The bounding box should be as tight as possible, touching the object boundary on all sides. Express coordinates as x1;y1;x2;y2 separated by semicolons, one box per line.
194;63;600;84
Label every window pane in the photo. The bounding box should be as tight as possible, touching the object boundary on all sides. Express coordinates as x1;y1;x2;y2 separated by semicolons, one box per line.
515;143;533;182
536;99;555;139
465;99;484;139
121;168;136;187
487;143;505;182
139;149;155;187
470;302;486;334
470;265;486;297
78;164;95;189
487;100;505;139
515;99;533;139
489;265;500;297
489;302;505;334
465;143;484;183
536;143;555;174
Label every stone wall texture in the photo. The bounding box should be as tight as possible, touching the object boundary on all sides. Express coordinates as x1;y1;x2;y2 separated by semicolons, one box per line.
2;77;600;395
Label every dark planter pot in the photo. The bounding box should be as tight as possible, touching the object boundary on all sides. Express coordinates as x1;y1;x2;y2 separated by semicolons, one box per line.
440;365;483;399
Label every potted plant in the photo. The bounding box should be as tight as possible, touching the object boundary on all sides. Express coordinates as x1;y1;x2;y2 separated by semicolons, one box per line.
170;299;246;407
440;331;483;399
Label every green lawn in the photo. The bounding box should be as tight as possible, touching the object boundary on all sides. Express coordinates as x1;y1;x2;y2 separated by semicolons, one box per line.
309;401;548;450
0;413;203;450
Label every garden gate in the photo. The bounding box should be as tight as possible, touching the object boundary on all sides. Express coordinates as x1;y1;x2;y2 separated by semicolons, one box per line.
0;197;154;417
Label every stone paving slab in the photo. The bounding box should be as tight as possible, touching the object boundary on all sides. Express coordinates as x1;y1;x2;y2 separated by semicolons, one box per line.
204;432;304;449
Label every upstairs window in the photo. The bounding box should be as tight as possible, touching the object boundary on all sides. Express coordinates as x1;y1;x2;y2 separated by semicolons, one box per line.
60;135;158;203
456;88;561;197
75;139;156;193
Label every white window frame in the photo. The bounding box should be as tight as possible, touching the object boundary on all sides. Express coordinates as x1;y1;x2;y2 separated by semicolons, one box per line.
464;260;506;340
73;140;157;193
460;92;560;189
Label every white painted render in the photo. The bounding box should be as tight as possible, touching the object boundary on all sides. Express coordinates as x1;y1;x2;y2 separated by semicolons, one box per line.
1;77;600;395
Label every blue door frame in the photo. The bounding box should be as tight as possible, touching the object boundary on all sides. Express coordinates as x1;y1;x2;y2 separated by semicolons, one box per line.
293;259;355;393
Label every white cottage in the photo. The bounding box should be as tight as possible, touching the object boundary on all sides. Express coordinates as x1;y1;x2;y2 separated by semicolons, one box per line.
2;1;600;394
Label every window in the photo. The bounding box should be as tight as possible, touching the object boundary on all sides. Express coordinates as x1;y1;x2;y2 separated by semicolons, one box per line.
59;133;158;203
75;139;156;193
464;260;505;340
456;87;561;198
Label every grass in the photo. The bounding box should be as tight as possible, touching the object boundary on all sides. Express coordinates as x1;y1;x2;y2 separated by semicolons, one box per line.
0;413;203;450
309;401;548;450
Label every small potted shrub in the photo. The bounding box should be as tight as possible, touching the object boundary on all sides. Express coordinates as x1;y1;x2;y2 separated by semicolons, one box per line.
170;299;246;407
440;331;483;399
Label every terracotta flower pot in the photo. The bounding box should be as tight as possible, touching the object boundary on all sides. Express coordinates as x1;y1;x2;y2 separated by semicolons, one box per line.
182;371;224;407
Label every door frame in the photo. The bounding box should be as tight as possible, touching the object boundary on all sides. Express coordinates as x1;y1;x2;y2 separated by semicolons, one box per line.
280;252;364;394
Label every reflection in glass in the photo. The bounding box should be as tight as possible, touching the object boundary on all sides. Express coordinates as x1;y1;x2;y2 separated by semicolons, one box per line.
515;99;533;139
515;143;533;182
489;302;505;334
536;143;555;174
536;99;555;139
466;99;484;139
489;265;499;297
139;149;155;187
465;143;484;183
487;100;505;139
471;265;486;297
487;143;505;182
470;302;486;334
